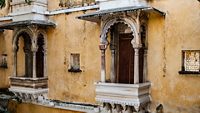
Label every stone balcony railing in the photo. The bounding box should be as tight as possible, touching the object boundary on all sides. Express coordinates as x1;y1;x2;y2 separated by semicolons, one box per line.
95;82;151;112
96;0;149;10
9;0;48;21
9;77;48;103
10;77;48;89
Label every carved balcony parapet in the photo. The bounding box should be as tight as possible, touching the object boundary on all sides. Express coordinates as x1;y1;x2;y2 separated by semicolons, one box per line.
10;0;48;22
9;86;48;103
10;77;48;89
95;82;151;112
96;0;149;10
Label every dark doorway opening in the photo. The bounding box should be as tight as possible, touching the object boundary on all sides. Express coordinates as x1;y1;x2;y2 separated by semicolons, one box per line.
36;35;44;78
118;33;135;84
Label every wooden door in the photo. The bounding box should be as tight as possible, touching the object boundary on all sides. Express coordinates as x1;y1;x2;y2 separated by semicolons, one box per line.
118;33;134;84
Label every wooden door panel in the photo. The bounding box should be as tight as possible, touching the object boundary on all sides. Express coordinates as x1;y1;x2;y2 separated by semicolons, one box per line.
118;34;134;84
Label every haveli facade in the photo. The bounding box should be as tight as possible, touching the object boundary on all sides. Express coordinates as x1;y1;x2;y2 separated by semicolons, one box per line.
0;0;200;113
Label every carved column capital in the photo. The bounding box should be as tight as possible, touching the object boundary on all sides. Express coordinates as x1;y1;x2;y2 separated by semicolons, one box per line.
99;44;107;50
131;38;142;49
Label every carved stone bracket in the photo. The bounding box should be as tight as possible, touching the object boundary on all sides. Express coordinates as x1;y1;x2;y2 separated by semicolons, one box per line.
9;87;48;103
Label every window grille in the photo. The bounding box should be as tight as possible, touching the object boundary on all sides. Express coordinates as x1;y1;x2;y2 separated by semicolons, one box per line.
0;54;7;68
179;50;200;74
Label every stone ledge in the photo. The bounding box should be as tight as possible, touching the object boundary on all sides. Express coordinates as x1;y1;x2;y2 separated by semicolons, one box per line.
10;77;48;89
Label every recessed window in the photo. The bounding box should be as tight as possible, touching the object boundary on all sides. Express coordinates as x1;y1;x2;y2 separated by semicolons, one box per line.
68;53;82;72
0;54;8;68
179;50;200;74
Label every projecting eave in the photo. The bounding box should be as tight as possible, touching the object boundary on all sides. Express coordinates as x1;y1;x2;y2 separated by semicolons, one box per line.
77;6;165;22
0;20;56;30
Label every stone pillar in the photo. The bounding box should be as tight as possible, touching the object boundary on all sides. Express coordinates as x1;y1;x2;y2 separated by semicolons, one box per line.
44;49;47;77
132;11;142;84
32;39;38;78
99;44;107;83
110;49;116;83
29;25;38;78
32;48;37;78
13;50;17;77
133;48;140;84
143;49;147;82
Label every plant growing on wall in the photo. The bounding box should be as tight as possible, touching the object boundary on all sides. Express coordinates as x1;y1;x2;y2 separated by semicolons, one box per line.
0;0;31;9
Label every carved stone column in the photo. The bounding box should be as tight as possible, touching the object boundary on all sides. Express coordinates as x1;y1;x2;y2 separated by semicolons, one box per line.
29;25;39;78
99;44;107;83
131;37;142;84
110;49;116;83
143;49;147;82
134;48;140;84
43;49;47;77
132;11;142;84
13;47;18;77
32;45;38;78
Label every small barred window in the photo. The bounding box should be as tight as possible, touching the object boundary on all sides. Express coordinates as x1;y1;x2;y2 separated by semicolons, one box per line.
0;54;7;68
179;50;200;74
68;53;82;72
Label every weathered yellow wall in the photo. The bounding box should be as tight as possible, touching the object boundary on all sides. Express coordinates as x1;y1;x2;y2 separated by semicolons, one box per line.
8;102;83;113
0;0;200;113
17;37;25;77
48;0;89;11
0;0;11;88
47;11;101;104
148;0;200;112
0;30;13;88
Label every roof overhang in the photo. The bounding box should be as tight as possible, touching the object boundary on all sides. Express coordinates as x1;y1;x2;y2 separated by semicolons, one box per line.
77;6;165;22
0;20;56;30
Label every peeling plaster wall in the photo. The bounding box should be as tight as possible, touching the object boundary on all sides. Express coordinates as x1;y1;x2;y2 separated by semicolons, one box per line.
0;30;13;88
0;0;200;113
8;102;83;113
16;37;25;77
47;11;100;104
148;0;200;112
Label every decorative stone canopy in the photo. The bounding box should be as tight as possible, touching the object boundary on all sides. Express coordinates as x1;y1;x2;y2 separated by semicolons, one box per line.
0;20;56;30
77;6;165;22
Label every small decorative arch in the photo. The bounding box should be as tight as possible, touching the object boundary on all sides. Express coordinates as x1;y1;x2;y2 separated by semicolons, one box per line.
12;28;33;52
100;17;138;45
36;29;48;77
37;29;48;51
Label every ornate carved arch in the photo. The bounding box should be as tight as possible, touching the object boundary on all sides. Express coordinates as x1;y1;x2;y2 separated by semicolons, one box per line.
12;28;33;52
37;29;48;50
100;17;138;45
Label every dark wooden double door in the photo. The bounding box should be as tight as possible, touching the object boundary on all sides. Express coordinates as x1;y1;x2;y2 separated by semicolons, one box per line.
118;33;143;84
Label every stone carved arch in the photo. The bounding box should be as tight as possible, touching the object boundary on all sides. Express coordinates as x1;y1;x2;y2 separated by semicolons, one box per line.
36;29;48;77
100;17;138;45
37;29;48;51
12;28;33;52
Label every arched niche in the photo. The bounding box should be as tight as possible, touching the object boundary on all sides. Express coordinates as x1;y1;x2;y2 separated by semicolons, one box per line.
13;29;33;77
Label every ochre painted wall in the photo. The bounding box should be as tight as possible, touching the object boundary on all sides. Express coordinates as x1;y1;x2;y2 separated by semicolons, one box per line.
8;102;83;113
0;30;13;88
0;0;200;113
148;0;200;112
47;11;101;104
